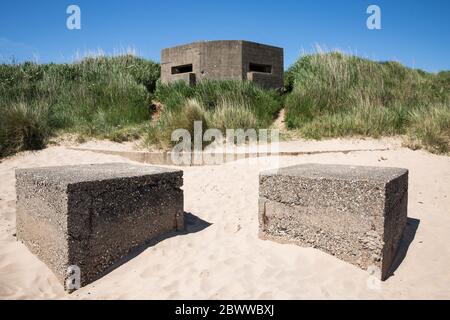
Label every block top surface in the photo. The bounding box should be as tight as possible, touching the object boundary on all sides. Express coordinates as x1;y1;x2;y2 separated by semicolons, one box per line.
16;163;182;185
261;163;407;183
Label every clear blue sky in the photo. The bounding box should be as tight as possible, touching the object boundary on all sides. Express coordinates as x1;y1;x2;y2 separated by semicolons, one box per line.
0;0;449;72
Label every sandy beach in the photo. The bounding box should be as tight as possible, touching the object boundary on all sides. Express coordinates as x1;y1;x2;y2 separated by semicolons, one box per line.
0;138;449;299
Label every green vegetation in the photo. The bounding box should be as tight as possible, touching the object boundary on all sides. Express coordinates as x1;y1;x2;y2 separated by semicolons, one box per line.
147;80;282;148
284;52;450;154
1;51;449;158
0;55;159;157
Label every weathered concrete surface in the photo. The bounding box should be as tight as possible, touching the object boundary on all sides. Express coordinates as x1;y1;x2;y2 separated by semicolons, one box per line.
16;163;184;291
242;41;284;89
161;40;283;89
169;72;196;86
259;163;408;280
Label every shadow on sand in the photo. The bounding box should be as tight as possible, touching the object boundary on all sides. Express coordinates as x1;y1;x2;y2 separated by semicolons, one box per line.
387;217;420;278
86;212;212;287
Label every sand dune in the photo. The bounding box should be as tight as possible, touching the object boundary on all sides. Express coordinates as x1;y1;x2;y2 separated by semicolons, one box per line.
0;138;449;299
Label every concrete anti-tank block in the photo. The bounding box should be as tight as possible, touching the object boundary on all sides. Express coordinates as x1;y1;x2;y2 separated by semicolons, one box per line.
259;163;408;280
16;163;184;291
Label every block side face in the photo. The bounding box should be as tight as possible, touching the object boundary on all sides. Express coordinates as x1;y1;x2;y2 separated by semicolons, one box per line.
260;175;386;218
259;196;384;271
66;172;184;287
381;171;408;279
259;172;388;273
15;170;69;285
15;170;69;232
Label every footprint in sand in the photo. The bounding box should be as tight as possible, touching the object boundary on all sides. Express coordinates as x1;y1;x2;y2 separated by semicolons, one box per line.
199;270;209;279
223;222;241;233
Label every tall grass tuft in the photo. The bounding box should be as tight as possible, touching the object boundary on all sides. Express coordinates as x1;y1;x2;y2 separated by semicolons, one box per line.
145;80;282;148
149;99;208;149
406;104;450;154
284;50;450;153
209;98;258;130
0;102;51;156
0;55;160;157
155;80;282;123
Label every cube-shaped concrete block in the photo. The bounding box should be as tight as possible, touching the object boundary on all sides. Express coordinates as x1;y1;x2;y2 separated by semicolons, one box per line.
16;163;184;291
259;164;408;280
